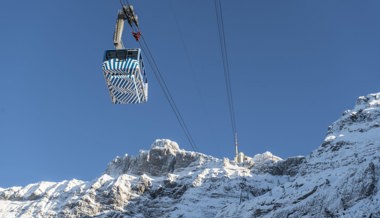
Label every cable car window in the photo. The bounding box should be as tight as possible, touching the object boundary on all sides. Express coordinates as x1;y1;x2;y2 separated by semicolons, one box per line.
104;49;139;61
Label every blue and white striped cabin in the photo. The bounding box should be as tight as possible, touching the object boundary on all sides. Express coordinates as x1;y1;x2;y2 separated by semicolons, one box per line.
102;49;148;104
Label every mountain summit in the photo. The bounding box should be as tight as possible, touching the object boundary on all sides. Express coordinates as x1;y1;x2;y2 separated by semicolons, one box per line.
1;93;380;218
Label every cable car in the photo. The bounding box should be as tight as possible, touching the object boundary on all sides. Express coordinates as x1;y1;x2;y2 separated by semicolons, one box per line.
102;4;147;104
102;48;148;104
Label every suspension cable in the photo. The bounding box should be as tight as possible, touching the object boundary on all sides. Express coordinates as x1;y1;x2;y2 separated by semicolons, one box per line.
139;35;199;151
119;1;198;151
214;0;239;157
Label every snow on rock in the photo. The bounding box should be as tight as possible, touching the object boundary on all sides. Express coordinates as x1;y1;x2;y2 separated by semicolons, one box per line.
252;151;282;164
323;93;380;147
105;139;213;177
1;93;380;218
150;139;180;153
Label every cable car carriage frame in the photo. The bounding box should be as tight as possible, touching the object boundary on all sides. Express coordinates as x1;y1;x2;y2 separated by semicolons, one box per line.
102;48;148;104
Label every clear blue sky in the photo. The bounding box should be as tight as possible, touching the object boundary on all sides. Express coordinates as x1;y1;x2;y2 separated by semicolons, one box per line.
1;0;380;187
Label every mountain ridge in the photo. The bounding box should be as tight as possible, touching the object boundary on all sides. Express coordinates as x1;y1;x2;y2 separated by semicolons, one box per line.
1;93;380;218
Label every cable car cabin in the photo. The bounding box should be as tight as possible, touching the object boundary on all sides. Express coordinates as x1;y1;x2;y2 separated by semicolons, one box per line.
102;49;148;104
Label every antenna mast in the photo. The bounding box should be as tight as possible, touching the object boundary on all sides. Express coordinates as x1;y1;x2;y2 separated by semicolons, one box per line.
235;132;239;161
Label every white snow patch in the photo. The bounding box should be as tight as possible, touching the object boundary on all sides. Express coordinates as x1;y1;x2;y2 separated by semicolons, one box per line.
252;151;282;163
324;135;336;142
151;139;179;151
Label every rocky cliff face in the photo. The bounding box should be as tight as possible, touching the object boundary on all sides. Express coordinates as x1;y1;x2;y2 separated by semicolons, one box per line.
105;140;205;177
1;94;380;218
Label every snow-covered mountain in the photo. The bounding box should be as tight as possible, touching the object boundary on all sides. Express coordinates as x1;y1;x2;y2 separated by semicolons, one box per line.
1;93;380;218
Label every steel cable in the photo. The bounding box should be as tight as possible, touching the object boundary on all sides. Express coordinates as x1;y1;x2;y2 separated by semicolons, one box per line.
139;35;199;151
214;0;239;152
115;0;199;151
